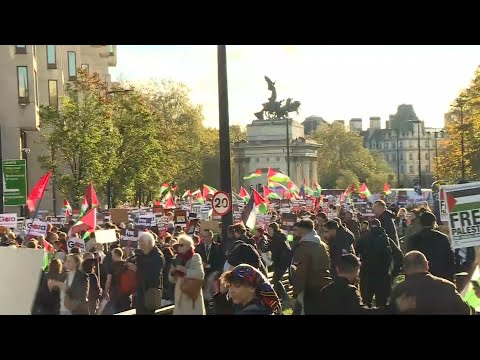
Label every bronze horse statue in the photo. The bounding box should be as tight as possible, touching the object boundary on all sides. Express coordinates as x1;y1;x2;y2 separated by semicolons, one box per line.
254;76;301;120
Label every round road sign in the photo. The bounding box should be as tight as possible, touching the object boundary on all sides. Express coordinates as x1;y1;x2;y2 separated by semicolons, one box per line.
211;191;232;216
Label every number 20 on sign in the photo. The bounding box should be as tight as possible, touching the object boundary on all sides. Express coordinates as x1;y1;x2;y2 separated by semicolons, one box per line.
211;191;231;216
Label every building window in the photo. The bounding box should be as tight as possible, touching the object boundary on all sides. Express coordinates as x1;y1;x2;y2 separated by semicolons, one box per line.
384;142;389;149
409;165;413;173
409;141;413;148
425;140;429;148
426;165;430;172
17;66;29;103
276;157;280;161
46;45;56;69
81;64;89;74
393;154;396;161
48;80;58;109
15;45;27;54
34;70;38;105
386;154;389;161
266;157;270;162
68;51;77;80
378;143;382;149
425;152;429;160
400;165;404;173
400;153;403;161
399;141;403;148
108;45;114;55
392;142;396;149
409;153;413;160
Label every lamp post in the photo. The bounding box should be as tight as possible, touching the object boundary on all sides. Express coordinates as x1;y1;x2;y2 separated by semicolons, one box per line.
392;128;401;187
286;118;291;177
455;99;466;182
106;88;132;209
427;130;445;179
409;119;422;187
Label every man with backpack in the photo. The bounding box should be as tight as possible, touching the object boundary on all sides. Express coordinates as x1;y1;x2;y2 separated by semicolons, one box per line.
356;219;393;308
105;248;132;314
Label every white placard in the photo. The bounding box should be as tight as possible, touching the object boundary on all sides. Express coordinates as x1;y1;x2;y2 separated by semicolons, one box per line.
67;237;86;253
94;229;117;244
0;213;17;229
25;219;48;237
0;247;44;314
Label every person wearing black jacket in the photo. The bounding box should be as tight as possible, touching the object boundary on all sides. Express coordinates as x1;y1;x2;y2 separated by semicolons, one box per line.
32;259;64;315
322;220;355;279
373;200;399;247
128;232;165;314
227;224;267;277
357;219;393;308
406;212;455;282
232;223;256;247
267;222;292;302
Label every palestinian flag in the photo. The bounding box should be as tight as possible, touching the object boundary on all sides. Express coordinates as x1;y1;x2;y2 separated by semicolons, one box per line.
239;187;251;202
243;169;262;180
232;191;243;203
160;182;170;196
27;171;52;213
241;189;267;229
358;183;371;199
80;182;99;217
83;229;94;241
287;180;299;194
384;183;392;195
313;182;322;198
64;199;72;216
299;179;314;199
267;167;290;183
164;197;176;209
191;189;204;204
69;208;96;237
446;187;480;213
264;186;281;200
268;180;288;193
182;189;191;199
203;184;217;199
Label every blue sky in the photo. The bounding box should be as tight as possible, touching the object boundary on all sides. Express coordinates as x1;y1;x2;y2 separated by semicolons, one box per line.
110;45;480;129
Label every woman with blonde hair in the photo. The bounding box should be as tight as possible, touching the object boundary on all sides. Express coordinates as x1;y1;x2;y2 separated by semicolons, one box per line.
169;235;205;315
396;207;408;238
48;254;89;315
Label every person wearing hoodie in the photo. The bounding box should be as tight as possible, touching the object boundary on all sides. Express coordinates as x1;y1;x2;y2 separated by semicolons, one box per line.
323;220;355;280
357;219;393;308
373;200;399;247
291;219;331;315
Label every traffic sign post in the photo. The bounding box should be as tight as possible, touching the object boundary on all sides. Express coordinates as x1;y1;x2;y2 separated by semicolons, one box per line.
211;191;232;217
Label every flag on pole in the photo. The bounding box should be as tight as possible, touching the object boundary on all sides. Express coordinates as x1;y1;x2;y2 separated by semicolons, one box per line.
160;182;170;196
241;189;267;229
267;167;290;183
264;186;281;200
203;184;217;199
239;187;251;202
181;189;191;199
358;183;371;198
383;183;392;195
26;170;52;213
243;169;262;180
313;182;322;198
64;199;72;216
80;182;99;217
164;197;176;209
69;208;97;237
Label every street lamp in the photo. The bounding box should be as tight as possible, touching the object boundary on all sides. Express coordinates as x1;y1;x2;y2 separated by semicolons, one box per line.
426;130;445;179
409;119;422;187
391;128;401;187
455;99;467;182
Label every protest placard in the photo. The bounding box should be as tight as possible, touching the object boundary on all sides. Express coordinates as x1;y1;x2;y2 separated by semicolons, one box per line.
135;213;155;228
94;229;117;244
67;237;86;253
445;182;480;249
25;219;48;237
111;208;129;224
0;214;17;229
174;210;187;226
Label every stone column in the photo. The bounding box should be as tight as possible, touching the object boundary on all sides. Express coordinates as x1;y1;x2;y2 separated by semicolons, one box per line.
311;159;318;183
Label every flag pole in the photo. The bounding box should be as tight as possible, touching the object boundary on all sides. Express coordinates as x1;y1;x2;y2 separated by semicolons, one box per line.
25;194;45;241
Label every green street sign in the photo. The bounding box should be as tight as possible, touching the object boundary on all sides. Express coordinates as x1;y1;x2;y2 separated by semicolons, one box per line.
2;160;27;206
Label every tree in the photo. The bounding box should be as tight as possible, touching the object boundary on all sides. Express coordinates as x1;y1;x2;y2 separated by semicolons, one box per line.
335;169;359;190
437;66;480;182
39;70;121;207
310;122;395;191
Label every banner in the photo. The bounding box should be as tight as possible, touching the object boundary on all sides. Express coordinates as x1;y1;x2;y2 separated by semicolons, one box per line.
174;210;187;226
2;159;27;206
25;219;48;237
280;199;291;214
155;216;169;238
446;182;480;249
45;216;65;228
0;214;17;229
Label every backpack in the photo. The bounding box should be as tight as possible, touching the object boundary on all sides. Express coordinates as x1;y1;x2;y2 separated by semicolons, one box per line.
119;266;137;296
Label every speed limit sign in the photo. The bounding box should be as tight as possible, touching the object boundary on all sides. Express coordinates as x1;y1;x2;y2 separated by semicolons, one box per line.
212;191;232;216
